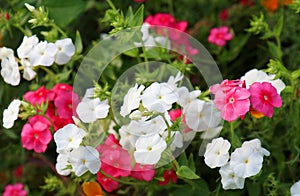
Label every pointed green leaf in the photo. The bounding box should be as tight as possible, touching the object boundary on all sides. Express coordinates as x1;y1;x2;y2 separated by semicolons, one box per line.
75;30;83;54
273;15;284;37
176;165;200;180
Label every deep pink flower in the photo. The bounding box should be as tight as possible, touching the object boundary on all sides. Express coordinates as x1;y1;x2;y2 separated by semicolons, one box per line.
54;91;79;119
3;183;27;196
249;82;282;117
24;86;55;106
158;169;177;186
219;9;229;21
98;134;132;177
97;172;119;192
169;108;183;121
208;26;233;47
145;13;176;27
21;115;52;153
51;116;74;131
52;83;73;96
131;163;155;181
13;166;23;178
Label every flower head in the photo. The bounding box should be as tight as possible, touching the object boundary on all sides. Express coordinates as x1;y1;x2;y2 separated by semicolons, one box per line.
54;91;80;119
158;169;177;186
17;35;39;59
24;86;55;106
97;172;119;192
208;26;233;46
219;163;245;190
131;163;155;181
21;115;52;153
204;137;231;168
54;38;75;65
249;82;282;118
29;41;58;66
0;54;20;86
3;183;27;196
3;99;21;129
82;182;103;196
120;84;145;117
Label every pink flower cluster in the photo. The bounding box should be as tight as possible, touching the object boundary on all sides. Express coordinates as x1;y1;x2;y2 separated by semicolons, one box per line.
208;26;233;47
3;183;27;196
96;134;155;192
145;13;198;56
21;84;79;153
210;79;282;122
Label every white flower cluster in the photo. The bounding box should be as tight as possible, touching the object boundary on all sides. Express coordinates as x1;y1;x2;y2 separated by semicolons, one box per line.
2;99;22;129
0;35;75;86
134;23;170;50
204;137;270;190
54;124;101;176
119;72;222;165
76;88;110;123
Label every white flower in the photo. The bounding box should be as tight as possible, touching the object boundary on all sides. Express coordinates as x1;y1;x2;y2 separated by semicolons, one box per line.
0;47;14;59
81;88;95;102
141;82;178;113
241;138;270;157
241;69;285;94
76;98;110;123
68;146;101;176
134;23;170;50
127;116;167;136
230;146;263;178
54;38;75;65
20;58;36;81
120;83;145;117
54;124;87;153
176;86;201;109
3;99;21;129
204;137;231;168
201;126;223;139
1;57;20;86
119;124;139;150
219;163;245;190
185;101;221;132
134;134;167;165
167;72;184;90
17;35;39;59
56;153;72;176
291;180;300;196
30;41;58;66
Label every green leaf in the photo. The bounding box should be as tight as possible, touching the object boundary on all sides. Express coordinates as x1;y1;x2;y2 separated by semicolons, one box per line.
267;41;282;60
131;5;144;26
178;151;188;166
43;0;87;27
75;30;83;54
273;15;284;37
123;48;139;57
188;153;196;172
292;69;300;79
176;165;200;180
3;129;18;139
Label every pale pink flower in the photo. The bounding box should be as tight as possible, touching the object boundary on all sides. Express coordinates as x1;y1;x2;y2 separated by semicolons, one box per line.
3;183;27;196
208;26;233;46
249;82;282;117
21;115;52;153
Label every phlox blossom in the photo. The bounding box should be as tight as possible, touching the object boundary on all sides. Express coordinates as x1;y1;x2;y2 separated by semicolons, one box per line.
54;38;75;65
219;163;245;190
249;82;282;118
3;99;21;129
208;26;233;46
29;41;58;66
291;180;300;196
55;152;72;176
54;91;80;119
97;172;119;192
17;35;39;59
131;163;155;181
3;183;27;196
21;115;52;153
24;86;55;106
158;169;177;186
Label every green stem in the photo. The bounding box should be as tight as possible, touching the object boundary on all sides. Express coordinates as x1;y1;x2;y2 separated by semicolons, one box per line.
100;170;145;186
13;24;31;36
230;122;235;146
51;23;68;37
39;66;57;80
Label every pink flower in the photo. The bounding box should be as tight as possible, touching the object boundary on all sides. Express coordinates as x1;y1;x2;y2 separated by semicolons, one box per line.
97;172;119;192
13;166;23;178
158;169;177;186
54;91;79;119
21;115;52;153
98;134;132;177
208;26;233;47
24;86;55;106
131;163;155;181
249;82;282;117
3;183;27;196
145;13;176;27
211;80;250;122
52;83;73;96
51;116;74;131
169;108;183;121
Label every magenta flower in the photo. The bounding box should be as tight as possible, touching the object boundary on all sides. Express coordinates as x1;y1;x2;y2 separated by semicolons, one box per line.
208;26;233;46
24;86;55;106
97;172;119;192
54;91;79;119
158;169;178;186
211;79;250;122
131;163;156;181
249;82;282;117
21;115;52;153
3;183;27;196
